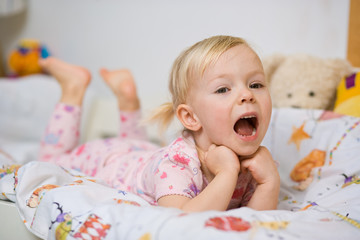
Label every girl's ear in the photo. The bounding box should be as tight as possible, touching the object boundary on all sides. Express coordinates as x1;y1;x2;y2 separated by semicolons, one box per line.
176;104;201;131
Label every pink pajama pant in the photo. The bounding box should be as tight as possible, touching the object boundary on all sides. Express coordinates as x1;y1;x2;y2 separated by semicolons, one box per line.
39;103;148;178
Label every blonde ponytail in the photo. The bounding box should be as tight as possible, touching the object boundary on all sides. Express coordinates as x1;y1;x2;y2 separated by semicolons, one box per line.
147;102;175;133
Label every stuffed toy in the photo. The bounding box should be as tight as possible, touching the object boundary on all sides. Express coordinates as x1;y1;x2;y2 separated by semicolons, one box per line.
8;39;50;77
333;72;360;117
263;54;353;110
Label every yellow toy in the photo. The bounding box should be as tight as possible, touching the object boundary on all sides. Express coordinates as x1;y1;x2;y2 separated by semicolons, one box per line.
334;72;360;117
8;39;50;77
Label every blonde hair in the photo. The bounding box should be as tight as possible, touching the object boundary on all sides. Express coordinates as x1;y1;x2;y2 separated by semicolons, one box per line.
149;35;249;132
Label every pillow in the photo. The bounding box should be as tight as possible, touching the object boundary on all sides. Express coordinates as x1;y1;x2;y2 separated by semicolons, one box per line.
0;74;95;162
0;74;60;143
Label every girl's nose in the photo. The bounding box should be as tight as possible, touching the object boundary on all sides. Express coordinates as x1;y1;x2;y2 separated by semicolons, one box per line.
238;89;255;104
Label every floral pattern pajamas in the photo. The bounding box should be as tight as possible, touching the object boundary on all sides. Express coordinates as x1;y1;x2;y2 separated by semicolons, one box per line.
39;103;255;208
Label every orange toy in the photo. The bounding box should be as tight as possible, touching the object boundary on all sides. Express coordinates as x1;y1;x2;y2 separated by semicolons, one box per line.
8;39;50;77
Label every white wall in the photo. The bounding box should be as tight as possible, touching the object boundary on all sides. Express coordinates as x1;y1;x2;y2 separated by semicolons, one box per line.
0;0;350;116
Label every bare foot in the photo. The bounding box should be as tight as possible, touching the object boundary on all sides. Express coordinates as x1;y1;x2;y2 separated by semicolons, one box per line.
100;68;140;111
39;57;91;105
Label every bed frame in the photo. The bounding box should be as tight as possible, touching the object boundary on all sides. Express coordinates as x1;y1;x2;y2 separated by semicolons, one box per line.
347;0;360;68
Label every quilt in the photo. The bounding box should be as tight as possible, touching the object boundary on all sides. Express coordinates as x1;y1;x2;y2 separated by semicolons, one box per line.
1;108;360;240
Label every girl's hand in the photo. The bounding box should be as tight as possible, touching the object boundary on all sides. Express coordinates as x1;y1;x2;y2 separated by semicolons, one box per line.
203;144;241;178
239;146;279;185
240;146;280;210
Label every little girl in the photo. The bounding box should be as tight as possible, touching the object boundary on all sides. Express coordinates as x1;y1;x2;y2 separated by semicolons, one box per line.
39;35;280;212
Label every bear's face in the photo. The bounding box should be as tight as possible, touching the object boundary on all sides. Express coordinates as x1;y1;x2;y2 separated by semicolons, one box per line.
266;55;353;110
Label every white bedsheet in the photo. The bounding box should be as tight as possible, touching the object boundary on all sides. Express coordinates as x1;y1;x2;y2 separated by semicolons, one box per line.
1;108;360;239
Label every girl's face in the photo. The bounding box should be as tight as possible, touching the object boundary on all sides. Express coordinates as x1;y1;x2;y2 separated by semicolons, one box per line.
186;45;272;157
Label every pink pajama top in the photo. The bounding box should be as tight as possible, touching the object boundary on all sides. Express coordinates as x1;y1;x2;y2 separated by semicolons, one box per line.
98;134;256;208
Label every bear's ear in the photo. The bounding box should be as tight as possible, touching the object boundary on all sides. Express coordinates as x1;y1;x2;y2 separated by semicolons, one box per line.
326;58;354;83
262;54;286;84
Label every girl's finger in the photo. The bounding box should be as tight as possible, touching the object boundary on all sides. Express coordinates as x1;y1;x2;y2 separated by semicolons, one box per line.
240;158;250;173
208;144;217;151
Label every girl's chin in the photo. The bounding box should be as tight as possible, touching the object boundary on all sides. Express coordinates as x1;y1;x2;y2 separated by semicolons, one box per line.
233;146;260;157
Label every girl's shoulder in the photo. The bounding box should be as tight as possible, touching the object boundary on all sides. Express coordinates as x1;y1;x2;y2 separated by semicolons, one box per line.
163;134;200;168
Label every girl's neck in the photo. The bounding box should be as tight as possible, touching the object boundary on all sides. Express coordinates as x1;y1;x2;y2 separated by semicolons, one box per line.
189;131;216;183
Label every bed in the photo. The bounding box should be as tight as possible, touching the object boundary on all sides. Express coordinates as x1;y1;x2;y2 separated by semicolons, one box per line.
0;74;360;239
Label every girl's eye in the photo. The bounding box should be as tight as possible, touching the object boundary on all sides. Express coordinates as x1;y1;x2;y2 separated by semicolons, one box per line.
215;87;229;94
250;83;263;89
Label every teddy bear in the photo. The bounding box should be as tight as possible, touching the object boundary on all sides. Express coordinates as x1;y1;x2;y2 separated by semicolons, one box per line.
262;54;353;110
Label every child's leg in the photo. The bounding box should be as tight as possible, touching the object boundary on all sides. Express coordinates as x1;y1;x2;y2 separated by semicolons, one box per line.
100;68;147;140
38;58;91;167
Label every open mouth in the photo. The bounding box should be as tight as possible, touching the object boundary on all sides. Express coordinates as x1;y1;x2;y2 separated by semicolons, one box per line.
234;115;258;137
